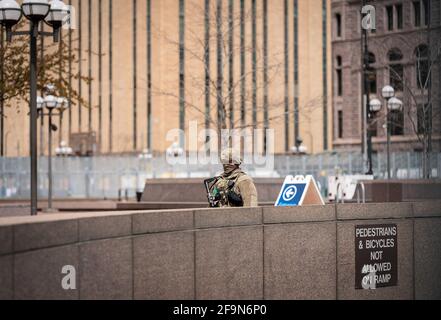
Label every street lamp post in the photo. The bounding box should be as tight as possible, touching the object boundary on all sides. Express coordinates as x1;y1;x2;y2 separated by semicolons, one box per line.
381;85;395;180
55;141;73;157
386;96;403;179
371;86;403;180
37;89;68;212
0;0;69;215
361;0;371;175
368;98;381;173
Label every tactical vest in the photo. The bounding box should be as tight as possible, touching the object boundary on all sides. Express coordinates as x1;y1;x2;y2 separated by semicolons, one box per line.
210;171;245;208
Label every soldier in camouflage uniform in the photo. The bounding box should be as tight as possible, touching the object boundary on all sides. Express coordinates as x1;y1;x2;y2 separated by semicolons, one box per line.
208;149;258;207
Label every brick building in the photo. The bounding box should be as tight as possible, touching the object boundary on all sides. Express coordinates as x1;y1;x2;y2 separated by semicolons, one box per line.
331;0;441;153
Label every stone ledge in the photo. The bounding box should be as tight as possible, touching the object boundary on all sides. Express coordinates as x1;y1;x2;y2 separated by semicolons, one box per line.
194;207;263;229
336;202;413;220
263;205;335;224
132;209;194;234
79;215;132;242
14;220;79;253
0;201;440;257
412;201;441;218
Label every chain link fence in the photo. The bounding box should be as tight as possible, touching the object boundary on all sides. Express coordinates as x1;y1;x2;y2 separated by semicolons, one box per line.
0;152;440;199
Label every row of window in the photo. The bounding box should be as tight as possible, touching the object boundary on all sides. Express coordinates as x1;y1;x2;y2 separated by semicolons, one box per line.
334;0;434;39
386;0;430;32
335;44;429;97
336;43;430;140
335;110;399;139
337;103;430;139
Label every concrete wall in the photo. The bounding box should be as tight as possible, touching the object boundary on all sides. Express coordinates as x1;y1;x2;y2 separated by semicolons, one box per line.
141;178;283;203
0;201;440;300
361;180;441;203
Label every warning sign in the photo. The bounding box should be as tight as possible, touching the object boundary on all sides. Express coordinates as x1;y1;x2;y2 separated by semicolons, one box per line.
355;224;398;290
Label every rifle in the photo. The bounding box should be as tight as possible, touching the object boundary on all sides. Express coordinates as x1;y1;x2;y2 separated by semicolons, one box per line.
204;177;220;207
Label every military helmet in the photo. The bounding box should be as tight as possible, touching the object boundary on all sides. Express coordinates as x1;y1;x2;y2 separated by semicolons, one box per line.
220;148;242;165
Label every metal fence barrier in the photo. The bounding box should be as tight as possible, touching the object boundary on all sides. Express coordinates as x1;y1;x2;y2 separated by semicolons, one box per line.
0;152;440;199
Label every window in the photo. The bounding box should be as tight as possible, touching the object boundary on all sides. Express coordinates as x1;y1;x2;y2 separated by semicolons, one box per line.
370;120;378;137
390;110;404;136
388;48;404;92
413;1;421;26
414;0;429;27
338;110;343;138
367;52;377;94
336;56;343;96
335;13;342;38
388;48;403;61
390;64;404;91
337;69;343;95
415;44;430;89
386;6;394;30
387;4;404;31
368;71;377;94
423;0;429;26
396;4;403;29
368;52;376;64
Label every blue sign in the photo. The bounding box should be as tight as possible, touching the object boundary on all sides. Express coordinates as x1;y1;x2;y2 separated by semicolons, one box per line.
275;183;307;206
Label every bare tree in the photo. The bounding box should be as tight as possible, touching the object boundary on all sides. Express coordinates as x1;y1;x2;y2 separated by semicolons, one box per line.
152;0;322;151
387;40;441;178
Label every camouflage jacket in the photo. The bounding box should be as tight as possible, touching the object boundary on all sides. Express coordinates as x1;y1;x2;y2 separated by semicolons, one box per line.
211;169;258;208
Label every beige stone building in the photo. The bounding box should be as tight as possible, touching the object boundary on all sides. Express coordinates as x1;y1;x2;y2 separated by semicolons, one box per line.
0;0;333;157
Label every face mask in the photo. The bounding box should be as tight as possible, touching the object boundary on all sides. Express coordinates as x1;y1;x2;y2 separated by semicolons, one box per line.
223;164;238;175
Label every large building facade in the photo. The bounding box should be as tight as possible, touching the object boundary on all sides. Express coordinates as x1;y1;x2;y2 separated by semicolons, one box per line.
332;0;441;153
0;0;332;157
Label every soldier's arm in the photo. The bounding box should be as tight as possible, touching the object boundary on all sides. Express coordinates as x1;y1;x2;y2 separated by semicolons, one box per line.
237;178;258;207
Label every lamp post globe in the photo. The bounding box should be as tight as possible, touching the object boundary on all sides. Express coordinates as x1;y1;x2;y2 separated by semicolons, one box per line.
56;96;65;109
382;85;395;99
44;83;56;94
0;0;22;29
369;98;382;113
36;96;44;111
21;0;50;22
298;145;308;154
388;97;403;111
45;0;68;29
44;94;57;110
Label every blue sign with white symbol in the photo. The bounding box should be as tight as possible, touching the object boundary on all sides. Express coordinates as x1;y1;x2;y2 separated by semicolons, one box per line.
276;183;307;206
